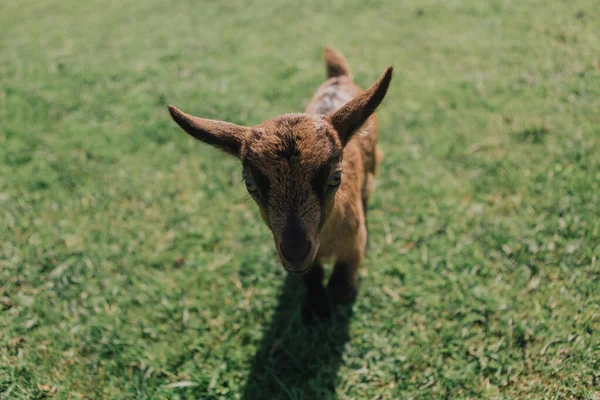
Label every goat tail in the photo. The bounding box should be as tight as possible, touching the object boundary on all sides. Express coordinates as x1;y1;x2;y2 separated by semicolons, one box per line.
323;46;352;79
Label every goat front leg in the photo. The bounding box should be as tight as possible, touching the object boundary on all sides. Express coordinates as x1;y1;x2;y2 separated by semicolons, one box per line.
327;219;366;304
302;262;330;323
327;260;360;304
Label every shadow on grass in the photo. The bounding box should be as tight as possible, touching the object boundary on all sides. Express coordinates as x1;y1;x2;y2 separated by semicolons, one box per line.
241;274;354;400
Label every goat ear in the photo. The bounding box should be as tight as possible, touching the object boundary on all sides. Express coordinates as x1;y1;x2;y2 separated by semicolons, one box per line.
327;66;393;146
168;105;247;157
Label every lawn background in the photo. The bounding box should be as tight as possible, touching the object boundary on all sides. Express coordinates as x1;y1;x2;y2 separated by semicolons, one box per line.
1;0;599;398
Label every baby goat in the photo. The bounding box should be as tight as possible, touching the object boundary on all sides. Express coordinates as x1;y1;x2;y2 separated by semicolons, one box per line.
168;47;392;318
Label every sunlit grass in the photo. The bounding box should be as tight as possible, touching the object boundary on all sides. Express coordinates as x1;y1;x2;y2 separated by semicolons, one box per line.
1;0;599;398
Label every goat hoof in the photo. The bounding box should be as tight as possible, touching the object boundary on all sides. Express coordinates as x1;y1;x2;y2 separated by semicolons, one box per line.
327;283;358;304
301;301;331;324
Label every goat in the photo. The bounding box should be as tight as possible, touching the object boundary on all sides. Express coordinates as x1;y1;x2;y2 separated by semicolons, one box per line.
168;47;392;319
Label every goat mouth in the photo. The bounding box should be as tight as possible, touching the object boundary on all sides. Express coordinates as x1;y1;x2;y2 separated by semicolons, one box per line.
281;262;313;275
284;265;312;275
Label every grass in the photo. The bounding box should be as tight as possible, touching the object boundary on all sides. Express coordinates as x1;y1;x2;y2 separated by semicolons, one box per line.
1;0;599;398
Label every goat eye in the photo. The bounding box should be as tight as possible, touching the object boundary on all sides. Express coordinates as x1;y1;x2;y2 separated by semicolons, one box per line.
329;171;342;188
243;172;258;193
245;178;257;192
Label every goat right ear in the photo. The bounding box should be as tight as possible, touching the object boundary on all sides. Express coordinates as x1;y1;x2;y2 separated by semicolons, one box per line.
168;105;248;157
327;66;392;146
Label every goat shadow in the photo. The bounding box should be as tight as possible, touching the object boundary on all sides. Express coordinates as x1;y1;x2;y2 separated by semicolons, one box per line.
241;274;354;399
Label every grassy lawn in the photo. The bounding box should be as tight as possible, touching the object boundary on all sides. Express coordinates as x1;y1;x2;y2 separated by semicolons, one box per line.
1;0;599;398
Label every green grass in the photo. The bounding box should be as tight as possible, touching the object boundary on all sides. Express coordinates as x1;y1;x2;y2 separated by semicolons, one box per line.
1;0;599;398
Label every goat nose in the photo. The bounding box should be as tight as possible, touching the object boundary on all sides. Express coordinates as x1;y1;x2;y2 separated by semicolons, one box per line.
281;238;312;265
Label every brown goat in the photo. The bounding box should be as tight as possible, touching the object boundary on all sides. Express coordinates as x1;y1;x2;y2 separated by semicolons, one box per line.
168;47;391;319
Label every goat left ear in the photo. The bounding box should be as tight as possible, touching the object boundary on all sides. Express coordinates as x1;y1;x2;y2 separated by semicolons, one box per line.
327;66;393;146
168;105;248;157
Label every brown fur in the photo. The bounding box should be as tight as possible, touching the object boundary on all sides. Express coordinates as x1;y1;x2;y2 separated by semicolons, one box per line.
168;47;392;319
